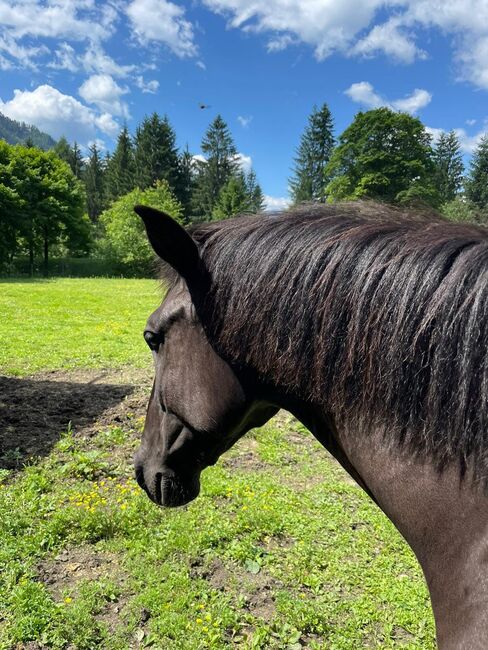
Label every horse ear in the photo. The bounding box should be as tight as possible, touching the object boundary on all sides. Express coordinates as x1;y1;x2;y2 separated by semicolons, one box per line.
134;205;200;282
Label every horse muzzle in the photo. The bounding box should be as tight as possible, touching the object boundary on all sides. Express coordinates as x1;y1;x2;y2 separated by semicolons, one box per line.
134;457;201;508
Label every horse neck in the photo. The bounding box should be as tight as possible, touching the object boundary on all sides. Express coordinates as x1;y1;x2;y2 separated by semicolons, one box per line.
283;393;488;649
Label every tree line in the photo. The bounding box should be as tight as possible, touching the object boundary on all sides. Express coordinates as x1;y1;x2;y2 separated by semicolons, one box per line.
2;104;488;276
0;114;265;274
289;104;488;222
54;114;265;224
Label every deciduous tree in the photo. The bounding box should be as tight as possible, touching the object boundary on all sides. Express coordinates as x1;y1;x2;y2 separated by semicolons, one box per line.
324;108;439;206
98;181;183;276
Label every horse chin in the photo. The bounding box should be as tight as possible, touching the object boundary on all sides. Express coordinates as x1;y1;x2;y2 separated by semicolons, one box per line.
157;470;201;508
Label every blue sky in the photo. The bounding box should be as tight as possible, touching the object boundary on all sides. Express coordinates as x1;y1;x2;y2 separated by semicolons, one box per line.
1;1;487;207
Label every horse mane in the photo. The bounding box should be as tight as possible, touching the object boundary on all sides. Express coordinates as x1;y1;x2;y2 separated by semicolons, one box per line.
170;202;488;481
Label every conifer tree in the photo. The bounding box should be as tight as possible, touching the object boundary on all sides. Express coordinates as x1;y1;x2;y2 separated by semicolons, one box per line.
105;126;135;202
246;169;265;213
134;113;181;193
289;103;335;204
213;173;250;219
53;136;72;166
433;131;464;203
70;142;85;180
179;145;196;221
465;135;488;210
84;143;106;221
193;115;239;218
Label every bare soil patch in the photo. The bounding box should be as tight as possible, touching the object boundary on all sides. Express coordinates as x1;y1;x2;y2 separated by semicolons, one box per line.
38;547;127;602
189;555;282;619
0;368;152;470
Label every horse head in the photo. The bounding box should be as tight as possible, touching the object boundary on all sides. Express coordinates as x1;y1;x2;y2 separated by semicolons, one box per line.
133;205;277;507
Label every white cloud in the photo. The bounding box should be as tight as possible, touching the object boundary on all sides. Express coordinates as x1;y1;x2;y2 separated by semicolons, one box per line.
82;45;137;78
426;124;488;153
234;153;252;173
466;119;477;126
49;42;79;72
79;74;130;118
425;126;445;145
50;43;138;79
456;35;488;89
193;152;253;173
0;0;115;43
351;17;425;64
126;0;197;57
0;84;119;142
267;34;297;53
237;115;252;128
87;137;106;152
135;76;159;94
345;81;384;108
94;112;119;137
392;88;432;113
454;127;488;153
0;32;48;69
196;60;206;70
202;0;381;60
0;53;12;69
264;195;291;212
201;0;488;90
345;81;432;114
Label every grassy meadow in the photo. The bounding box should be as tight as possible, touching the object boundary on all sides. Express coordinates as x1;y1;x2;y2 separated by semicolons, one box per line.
0;278;435;649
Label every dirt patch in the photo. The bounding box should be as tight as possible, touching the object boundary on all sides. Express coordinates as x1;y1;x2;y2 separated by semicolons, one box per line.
189;556;231;591
189;555;281;620
37;546;128;601
244;581;277;619
0;368;152;470
222;450;269;473
391;625;416;645
37;545;136;638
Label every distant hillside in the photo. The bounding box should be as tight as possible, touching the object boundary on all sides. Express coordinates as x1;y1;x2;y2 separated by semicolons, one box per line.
0;112;56;150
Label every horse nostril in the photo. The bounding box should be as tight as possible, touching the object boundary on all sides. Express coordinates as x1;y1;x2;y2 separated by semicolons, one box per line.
154;472;163;505
135;466;147;491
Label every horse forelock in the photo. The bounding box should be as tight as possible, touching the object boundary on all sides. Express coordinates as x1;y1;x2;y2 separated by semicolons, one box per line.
165;203;488;482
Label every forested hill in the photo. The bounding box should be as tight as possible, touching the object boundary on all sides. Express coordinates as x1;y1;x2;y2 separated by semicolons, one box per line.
0;112;56;150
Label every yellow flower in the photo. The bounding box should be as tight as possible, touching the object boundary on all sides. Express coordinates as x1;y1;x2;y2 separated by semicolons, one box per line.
196;618;203;624
205;614;211;621
64;597;72;604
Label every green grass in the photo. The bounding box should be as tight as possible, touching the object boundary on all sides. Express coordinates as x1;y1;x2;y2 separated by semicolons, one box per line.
0;279;436;649
0;278;161;376
0;419;435;650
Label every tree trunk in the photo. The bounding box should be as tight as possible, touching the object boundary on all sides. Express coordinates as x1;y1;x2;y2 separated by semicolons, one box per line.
29;240;34;277
43;228;49;277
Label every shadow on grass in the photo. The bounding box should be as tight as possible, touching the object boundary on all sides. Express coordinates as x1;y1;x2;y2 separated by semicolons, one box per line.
0;374;134;470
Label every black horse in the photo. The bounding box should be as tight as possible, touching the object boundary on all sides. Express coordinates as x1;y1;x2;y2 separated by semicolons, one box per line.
134;202;488;649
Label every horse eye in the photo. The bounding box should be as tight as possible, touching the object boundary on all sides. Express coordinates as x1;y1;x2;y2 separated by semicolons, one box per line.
144;330;162;351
